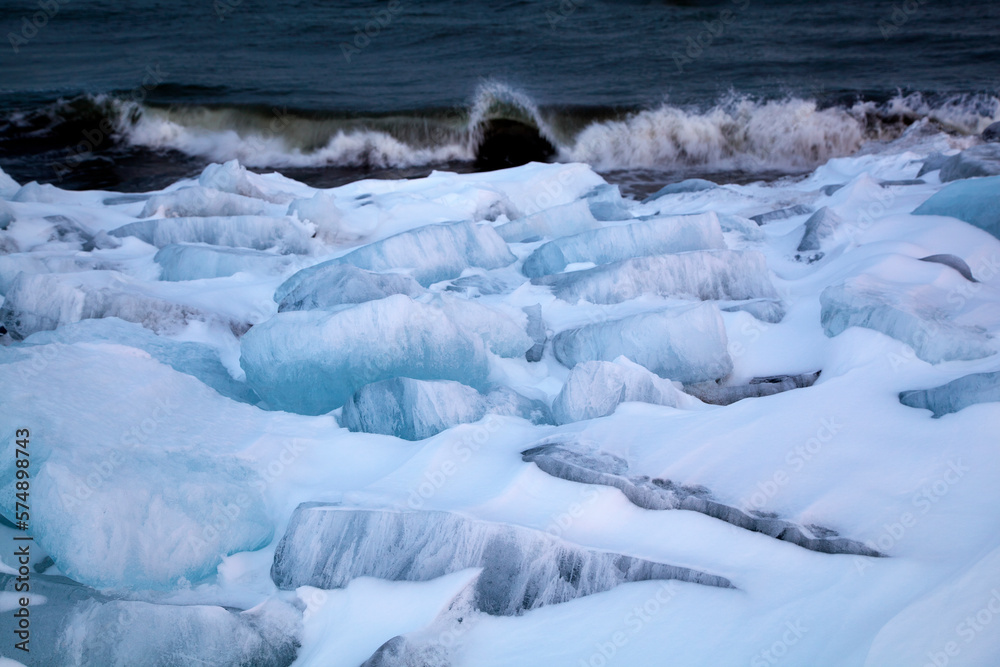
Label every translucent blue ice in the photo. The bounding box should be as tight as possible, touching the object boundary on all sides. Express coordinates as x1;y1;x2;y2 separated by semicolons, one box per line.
240;295;494;414
552;303;733;383
521;212;725;278
912;174;1000;240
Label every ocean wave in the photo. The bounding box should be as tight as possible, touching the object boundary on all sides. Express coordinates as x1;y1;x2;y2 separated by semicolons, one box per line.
3;86;998;175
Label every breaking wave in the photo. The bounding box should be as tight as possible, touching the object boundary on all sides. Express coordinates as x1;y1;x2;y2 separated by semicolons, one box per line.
3;84;999;175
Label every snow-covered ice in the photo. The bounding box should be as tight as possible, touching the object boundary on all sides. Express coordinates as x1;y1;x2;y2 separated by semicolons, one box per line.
2;140;1000;666
520;212;725;278
270;505;732;616
552;303;734;383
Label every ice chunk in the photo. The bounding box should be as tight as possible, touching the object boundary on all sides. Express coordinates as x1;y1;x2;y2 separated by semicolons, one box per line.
494;198;602;243
749;204;812;225
18;318;259;404
583;183;630;221
0;254;123;295
444;273;519;297
0;271;227;340
721;298;786;323
240;295;493;414
912;175;1000;239
287;190;373;242
899;371;1000;417
432;295;533;358
0;343;275;589
552;303;733;383
110;215;313;253
685;371;820;406
199;159;295;203
0;574;300;666
552;357;691;424
536;249;782;310
718;213;764;241
643;179;717;202
11;181;67;203
155;243;295;281
270;505;733;616
521;212;726;278
275;263;423;312
917;152;951;177
938;144;1000;182
140;185;277;218
40;214;96;246
340;378;552;440
329;221;515;287
1;448;273;589
820;277;994;363
796;206;844;255
521;442;882;557
0;166;18;198
522;304;546;362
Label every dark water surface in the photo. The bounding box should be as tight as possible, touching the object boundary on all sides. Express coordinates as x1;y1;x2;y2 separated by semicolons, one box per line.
1;0;998;191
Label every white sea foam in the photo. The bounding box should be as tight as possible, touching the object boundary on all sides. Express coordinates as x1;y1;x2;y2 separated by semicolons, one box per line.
97;89;1000;172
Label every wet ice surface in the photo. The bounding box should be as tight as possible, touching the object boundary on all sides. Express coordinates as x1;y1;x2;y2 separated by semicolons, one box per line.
1;131;1000;666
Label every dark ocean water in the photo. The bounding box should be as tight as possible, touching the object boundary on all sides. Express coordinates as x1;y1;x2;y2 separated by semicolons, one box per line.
1;0;998;192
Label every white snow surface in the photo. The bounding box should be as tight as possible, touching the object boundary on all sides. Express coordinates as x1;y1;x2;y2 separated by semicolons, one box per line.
1;147;999;666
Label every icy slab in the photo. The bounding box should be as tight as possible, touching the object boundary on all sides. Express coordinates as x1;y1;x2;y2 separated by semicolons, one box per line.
749;204;812;225
917;152;951;177
109;215;313;253
938;144;1000;182
584;183;631;221
796;206;844;256
240;295;493;414
552;357;691;425
0;200;13;229
155;243;295;281
820;277;995;363
0;254;123;294
899;371;1000;417
0;574;300;666
717;213;765;241
912;174;1000;239
720;298;786;324
521;212;725;278
535;249;782;312
643;179;717;202
919;254;977;282
444;273;518;297
432;295;533;358
523;304;546;362
0;271;228;340
0;166;18;198
684;371;820;406
340;378;552;441
0;445;274;589
494;198;602;243
11;181;67;204
0;342;275;589
552;303;733;384
139;186;276;218
521;442;882;557
275;264;423;312
18;318;259;404
199;159;295;203
286;190;376;243
270;505;733;616
284;221;514;289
